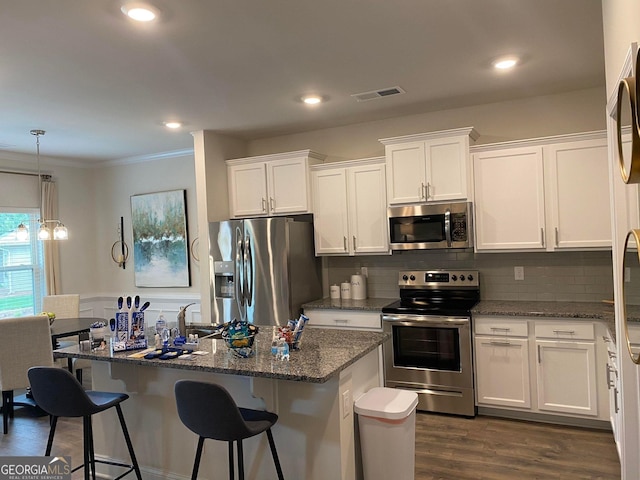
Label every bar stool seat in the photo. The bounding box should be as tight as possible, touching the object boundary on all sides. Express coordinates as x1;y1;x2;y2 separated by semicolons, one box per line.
175;379;284;480
28;366;142;480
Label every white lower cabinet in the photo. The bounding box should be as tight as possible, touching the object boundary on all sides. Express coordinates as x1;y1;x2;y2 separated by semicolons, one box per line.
474;316;609;422
474;336;531;408
303;308;382;331
535;339;598;416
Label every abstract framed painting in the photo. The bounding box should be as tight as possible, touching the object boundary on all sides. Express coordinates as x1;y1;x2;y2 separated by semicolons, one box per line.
130;189;190;287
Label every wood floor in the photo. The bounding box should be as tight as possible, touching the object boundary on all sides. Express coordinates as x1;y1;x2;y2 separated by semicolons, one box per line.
415;412;621;480
0;381;621;479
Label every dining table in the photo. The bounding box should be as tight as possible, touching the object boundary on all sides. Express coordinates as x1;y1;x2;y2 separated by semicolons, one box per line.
50;317;107;370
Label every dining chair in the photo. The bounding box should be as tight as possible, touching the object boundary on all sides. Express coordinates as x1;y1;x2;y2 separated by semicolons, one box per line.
43;294;90;382
0;315;54;434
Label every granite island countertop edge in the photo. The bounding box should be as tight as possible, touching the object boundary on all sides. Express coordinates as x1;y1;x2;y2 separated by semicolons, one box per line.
54;327;390;384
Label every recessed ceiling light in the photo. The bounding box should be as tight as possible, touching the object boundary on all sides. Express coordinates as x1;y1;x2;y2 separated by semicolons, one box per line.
164;122;182;129
121;3;159;22
493;56;519;70
301;95;323;105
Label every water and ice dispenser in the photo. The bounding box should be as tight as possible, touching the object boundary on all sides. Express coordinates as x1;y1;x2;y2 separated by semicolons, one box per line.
214;261;235;299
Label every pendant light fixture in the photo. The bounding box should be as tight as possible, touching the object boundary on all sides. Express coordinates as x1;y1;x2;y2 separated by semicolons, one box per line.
30;129;68;241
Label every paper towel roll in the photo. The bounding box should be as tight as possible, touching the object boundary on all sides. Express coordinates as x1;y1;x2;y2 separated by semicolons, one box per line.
330;285;340;299
340;282;351;300
351;274;367;300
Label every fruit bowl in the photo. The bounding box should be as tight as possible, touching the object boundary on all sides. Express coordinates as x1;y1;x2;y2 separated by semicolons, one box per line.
221;331;257;358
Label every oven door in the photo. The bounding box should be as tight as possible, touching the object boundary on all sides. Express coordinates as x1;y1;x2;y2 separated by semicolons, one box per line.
382;313;473;388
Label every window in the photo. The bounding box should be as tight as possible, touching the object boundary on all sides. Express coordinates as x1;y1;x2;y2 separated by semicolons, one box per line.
0;211;45;318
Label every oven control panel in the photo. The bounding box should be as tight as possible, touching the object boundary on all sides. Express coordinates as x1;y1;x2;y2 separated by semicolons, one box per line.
398;270;479;287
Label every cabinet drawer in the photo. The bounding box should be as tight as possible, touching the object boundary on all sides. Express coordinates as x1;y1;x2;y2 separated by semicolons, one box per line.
304;309;382;330
535;322;594;340
474;317;528;337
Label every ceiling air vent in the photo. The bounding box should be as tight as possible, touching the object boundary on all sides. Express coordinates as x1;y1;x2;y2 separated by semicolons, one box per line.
351;86;405;102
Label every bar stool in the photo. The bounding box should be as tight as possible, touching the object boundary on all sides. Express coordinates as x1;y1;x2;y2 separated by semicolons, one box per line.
174;380;284;480
28;366;142;480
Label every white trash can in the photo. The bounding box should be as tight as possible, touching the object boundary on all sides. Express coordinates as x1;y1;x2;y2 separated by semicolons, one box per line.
354;387;419;480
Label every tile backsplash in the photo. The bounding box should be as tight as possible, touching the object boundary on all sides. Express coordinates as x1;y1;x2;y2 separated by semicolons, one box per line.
326;250;614;302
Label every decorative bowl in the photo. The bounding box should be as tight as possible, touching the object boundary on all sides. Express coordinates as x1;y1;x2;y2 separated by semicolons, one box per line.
222;331;257;358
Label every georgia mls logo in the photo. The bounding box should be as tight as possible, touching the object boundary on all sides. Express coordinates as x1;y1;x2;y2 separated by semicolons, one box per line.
0;456;71;480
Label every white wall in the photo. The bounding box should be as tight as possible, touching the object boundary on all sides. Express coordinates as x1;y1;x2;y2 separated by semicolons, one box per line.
601;1;640;478
247;87;606;160
93;154;199;296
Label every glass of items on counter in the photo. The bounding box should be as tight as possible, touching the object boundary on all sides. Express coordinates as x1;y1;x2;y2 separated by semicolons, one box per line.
271;314;309;361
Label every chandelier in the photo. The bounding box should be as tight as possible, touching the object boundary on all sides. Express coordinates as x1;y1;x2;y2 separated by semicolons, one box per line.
15;130;68;241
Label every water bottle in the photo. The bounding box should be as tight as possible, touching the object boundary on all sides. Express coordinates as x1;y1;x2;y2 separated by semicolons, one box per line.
155;313;168;348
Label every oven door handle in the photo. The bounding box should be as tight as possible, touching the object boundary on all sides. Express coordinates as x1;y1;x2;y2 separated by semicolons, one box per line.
444;209;452;247
382;314;470;327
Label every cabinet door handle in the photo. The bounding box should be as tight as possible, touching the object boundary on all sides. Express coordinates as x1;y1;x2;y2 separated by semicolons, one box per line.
614;387;620;413
555;227;559;247
426;182;431;199
270;197;275;212
486;340;511;346
541;228;545;247
353;236;356;250
606;364;613;389
334;319;349;324
490;327;511;332
261;198;267;212
421;182;426;200
343;236;347;251
537;344;541;364
553;329;575;335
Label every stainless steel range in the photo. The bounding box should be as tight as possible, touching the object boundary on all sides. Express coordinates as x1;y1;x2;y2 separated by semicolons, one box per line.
382;269;479;417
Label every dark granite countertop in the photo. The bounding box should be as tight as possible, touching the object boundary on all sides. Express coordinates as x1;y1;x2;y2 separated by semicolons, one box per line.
472;300;616;342
302;297;395;311
54;327;388;384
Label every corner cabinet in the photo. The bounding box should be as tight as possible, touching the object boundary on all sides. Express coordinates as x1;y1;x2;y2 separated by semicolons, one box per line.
380;127;479;205
473;132;612;252
311;157;389;255
227;150;325;218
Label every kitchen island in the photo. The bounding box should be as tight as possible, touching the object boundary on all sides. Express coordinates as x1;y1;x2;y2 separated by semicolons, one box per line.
54;327;387;480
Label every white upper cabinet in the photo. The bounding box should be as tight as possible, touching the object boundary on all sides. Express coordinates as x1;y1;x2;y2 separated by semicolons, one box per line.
380;127;479;205
227;150;325;218
473;132;612;252
544;138;611;249
311;157;389;255
474;146;546;250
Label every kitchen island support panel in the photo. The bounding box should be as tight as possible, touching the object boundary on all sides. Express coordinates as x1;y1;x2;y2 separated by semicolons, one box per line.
87;348;380;480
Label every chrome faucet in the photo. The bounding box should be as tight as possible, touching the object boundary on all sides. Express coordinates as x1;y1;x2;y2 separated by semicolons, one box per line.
178;303;196;337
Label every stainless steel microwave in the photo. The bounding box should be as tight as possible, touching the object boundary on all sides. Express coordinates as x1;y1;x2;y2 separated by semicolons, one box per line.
388;201;473;251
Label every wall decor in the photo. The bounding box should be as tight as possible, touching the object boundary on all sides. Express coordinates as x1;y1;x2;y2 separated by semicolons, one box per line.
131;189;190;287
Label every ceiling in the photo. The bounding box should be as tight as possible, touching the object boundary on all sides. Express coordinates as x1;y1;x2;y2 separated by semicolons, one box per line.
0;0;605;163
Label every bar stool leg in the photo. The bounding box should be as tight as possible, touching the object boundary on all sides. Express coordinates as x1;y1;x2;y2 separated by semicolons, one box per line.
45;416;58;456
237;439;244;480
191;437;205;480
266;428;284;480
82;416;91;480
228;441;235;480
2;390;11;434
115;404;142;480
88;417;96;480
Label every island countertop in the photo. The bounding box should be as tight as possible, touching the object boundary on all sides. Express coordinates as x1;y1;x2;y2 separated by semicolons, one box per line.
54;327;388;384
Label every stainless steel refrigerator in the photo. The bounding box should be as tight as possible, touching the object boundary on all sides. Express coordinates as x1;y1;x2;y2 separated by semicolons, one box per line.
209;217;322;326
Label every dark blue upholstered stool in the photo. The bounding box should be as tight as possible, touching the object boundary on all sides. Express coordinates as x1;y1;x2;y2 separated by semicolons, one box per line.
174;379;284;480
28;366;142;480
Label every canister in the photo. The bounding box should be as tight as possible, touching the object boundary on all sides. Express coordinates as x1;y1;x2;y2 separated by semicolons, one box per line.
351;274;367;300
340;282;352;300
330;284;341;299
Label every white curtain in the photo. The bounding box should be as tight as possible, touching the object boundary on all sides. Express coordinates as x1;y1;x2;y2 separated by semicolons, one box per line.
41;176;61;295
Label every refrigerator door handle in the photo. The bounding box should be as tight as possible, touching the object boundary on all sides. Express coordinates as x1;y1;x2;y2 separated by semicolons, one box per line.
244;236;253;307
235;226;245;310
